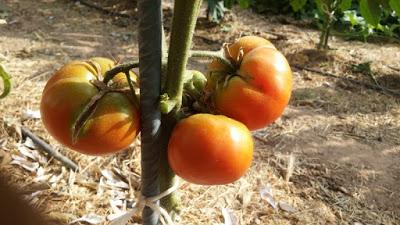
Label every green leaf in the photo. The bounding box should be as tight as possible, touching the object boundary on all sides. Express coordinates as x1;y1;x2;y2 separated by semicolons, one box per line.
238;0;250;8
290;0;308;12
338;0;352;11
389;0;400;16
359;0;382;27
0;64;11;99
314;0;325;14
379;0;391;10
223;0;235;8
343;10;366;26
207;0;226;23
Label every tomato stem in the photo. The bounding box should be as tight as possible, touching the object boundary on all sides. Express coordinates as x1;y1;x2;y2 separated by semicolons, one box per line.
163;0;203;112
160;0;203;214
123;71;140;108
189;50;235;71
102;61;139;84
71;82;107;144
159;94;177;114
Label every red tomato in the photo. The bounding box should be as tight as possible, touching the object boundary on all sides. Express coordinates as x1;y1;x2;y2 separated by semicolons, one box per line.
207;36;292;130
168;114;253;185
40;57;140;155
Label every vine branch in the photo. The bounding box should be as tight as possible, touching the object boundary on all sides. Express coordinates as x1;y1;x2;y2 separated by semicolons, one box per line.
189;50;235;70
103;61;139;84
163;0;203;113
160;0;203;214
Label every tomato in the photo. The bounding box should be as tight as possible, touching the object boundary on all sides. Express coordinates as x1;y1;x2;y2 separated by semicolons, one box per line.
40;57;140;155
207;37;292;130
168;114;253;185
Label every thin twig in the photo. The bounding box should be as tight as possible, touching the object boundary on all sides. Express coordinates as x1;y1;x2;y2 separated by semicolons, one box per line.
367;71;380;87
74;0;133;18
262;30;288;40
125;71;136;97
253;134;273;146
292;64;400;98
285;153;295;182
388;65;400;73
21;127;79;171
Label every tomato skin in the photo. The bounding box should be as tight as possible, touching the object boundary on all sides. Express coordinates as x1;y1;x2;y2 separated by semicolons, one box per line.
40;58;140;155
168;114;253;185
227;36;276;61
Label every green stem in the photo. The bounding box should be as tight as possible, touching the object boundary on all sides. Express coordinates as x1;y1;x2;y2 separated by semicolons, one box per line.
0;64;11;99
318;19;328;49
159;94;178;114
124;71;140;108
159;115;180;213
324;24;331;49
189;50;235;70
102;61;139;84
160;0;203;213
164;0;203;111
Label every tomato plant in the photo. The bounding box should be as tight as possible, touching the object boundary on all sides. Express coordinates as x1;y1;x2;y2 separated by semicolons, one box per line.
168;113;253;185
40;57;140;155
206;36;292;130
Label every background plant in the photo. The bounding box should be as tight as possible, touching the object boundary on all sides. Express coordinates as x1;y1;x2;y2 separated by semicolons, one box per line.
207;0;400;48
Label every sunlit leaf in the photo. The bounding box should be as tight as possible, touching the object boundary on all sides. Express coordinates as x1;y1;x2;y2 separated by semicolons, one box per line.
389;0;400;16
338;0;352;11
238;0;250;9
359;0;381;27
290;0;308;12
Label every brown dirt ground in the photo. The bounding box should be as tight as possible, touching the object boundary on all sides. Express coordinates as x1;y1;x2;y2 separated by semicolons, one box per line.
1;0;400;224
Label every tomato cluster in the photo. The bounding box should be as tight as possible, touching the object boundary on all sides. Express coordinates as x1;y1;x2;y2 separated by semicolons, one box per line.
40;36;291;185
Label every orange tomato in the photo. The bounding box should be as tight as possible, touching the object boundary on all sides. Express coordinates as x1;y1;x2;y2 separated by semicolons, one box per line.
207;36;292;130
40;57;140;155
168;114;253;185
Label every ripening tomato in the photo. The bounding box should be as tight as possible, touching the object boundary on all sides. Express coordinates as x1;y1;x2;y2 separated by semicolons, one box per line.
40;57;140;155
168;114;253;185
207;36;292;130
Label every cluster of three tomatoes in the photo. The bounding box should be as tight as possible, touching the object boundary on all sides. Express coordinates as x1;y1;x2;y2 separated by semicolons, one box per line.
40;36;292;185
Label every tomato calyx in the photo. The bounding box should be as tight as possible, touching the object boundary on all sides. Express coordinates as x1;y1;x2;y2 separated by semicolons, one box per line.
86;59;104;80
222;43;244;69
